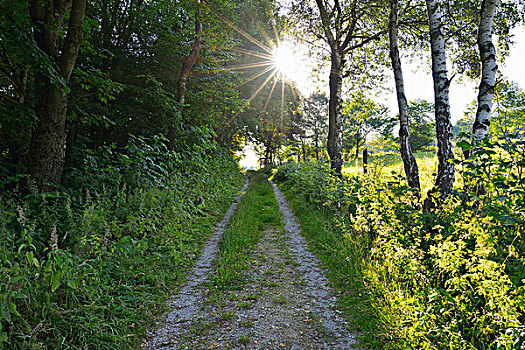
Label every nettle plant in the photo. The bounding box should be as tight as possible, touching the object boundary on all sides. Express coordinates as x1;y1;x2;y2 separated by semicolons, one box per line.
272;137;525;349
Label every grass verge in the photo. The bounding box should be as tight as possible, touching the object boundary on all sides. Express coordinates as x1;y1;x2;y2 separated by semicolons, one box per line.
0;168;245;350
208;172;282;292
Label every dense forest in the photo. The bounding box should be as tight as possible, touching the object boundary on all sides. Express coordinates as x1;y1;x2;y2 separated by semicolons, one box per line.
1;0;524;349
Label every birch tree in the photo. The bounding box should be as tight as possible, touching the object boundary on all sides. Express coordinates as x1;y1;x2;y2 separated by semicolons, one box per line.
472;0;499;141
425;0;455;199
388;0;421;196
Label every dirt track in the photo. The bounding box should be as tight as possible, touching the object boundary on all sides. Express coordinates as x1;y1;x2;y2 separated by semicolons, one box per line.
142;178;355;349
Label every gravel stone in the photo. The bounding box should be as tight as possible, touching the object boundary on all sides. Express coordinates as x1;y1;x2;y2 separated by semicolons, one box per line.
142;178;357;349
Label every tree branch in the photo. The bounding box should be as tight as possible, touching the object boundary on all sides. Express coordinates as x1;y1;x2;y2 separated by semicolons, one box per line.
58;0;87;81
341;9;359;51
314;0;336;47
345;28;387;52
0;92;19;104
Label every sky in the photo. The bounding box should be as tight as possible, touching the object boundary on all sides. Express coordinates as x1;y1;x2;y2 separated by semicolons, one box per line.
239;25;525;168
381;26;525;124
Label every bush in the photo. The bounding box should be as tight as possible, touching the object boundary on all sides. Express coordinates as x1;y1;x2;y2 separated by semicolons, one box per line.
272;137;525;349
0;136;244;349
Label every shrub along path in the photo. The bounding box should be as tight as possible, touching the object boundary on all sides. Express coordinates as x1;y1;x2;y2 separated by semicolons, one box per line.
142;173;355;349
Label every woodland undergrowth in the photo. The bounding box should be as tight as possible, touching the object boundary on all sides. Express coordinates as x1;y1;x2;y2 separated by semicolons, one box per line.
0;136;244;349
273;136;525;350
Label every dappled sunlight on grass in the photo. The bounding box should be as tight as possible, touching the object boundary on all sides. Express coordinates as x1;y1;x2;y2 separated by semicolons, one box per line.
342;152;438;196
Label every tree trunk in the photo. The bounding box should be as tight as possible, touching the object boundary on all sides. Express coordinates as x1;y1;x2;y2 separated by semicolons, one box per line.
363;148;368;174
314;132;319;160
167;5;202;151
327;50;344;176
473;0;499;141
354;137;360;162
29;86;68;185
389;0;421;196
28;0;87;186
426;0;455;199
265;133;272;166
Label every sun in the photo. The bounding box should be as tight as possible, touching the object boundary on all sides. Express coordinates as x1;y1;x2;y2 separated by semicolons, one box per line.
272;42;302;81
212;8;317;131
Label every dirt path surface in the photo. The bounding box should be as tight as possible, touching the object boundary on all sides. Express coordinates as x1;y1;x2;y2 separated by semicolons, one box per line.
142;178;355;349
142;178;250;349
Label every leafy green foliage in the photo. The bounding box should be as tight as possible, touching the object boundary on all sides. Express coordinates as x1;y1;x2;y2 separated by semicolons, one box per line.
0;139;244;349
342;93;393;159
492;81;525;138
455;80;525;141
383;99;436;153
273;136;525;349
406;99;436;152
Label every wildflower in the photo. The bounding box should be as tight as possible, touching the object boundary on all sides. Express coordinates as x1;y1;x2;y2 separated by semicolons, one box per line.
102;227;111;252
50;224;59;251
17;205;26;226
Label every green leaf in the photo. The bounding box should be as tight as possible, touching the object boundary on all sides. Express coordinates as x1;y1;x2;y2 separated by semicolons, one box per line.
51;271;62;292
17;244;26;255
8;302;19;317
457;140;472;151
1;305;10;322
26;251;34;266
12;291;26;300
67;280;77;290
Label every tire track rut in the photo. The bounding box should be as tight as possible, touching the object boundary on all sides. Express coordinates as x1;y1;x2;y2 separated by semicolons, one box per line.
142;177;356;349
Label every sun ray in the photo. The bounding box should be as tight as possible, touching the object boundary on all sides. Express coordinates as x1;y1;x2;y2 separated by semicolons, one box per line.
224;61;275;71
204;4;274;55
237;66;275;88
241;68;279;110
271;17;281;48
262;77;279;112
231;47;274;61
219;68;279;133
204;3;314;142
244;7;279;50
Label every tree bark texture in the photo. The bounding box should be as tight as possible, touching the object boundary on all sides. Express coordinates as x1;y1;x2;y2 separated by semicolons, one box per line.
389;0;421;196
314;0;344;176
426;0;455;199
363;148;368;174
327;52;344;175
473;0;499;141
28;0;87;186
167;5;202;151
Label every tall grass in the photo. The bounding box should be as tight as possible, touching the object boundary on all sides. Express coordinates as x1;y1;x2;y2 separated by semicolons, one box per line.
0;140;245;350
343;152;437;196
273;137;525;349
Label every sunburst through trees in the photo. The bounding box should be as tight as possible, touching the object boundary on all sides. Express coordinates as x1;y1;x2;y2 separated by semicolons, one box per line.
206;3;310;134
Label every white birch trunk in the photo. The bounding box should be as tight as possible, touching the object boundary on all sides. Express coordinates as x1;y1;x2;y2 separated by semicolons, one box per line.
327;50;344;175
473;0;499;141
389;0;421;197
426;0;455;199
